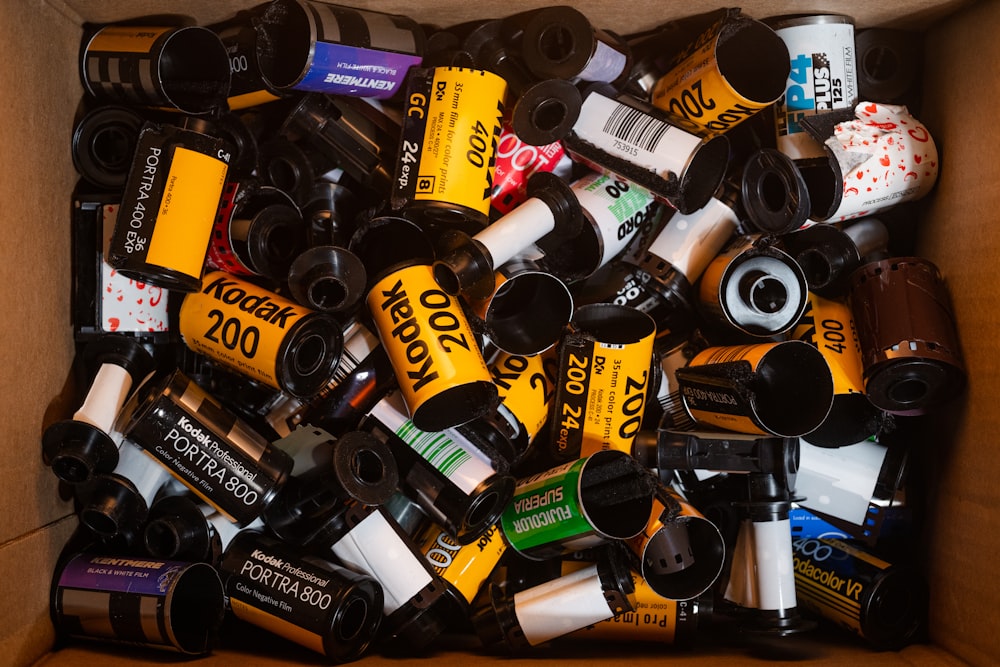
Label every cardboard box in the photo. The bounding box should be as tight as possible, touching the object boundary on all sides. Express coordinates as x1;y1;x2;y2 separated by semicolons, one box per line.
3;0;997;665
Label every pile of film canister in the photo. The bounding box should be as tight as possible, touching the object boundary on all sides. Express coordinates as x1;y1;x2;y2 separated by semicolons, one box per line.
48;1;962;661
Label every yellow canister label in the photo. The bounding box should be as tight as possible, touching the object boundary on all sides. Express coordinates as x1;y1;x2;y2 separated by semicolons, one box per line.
490;349;559;443
679;343;781;435
470;271;506;321
394;67;507;216
551;307;657;461
145;147;228;280
367;264;490;415
420;524;506;605
179;272;312;390
652;39;769;134
690;343;773;368
229;597;325;654
87;26;171;54
228;89;282;111
793;294;865;395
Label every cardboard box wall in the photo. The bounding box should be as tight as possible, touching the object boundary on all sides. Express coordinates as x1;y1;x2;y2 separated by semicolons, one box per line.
1;0;996;665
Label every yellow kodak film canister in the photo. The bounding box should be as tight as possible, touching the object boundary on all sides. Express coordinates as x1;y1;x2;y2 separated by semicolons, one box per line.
677;340;834;437
179;271;344;398
107;122;231;293
367;263;497;431
794;293;882;447
549;304;657;463
419;523;507;608
651;12;789;135
392;66;507;230
490;348;560;446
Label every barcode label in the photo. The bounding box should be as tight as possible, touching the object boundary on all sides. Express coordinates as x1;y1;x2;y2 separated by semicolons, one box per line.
603;104;671;152
573;92;703;180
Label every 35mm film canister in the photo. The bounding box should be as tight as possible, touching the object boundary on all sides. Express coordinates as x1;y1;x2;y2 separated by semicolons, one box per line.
624;487;725;601
517;6;633;87
549;304;656;462
459;19;583;148
432;170;583;300
209;7;283;111
418;522;508;622
118;369;293;526
676;341;834;437
263;430;399;546
205;180;306;281
766;14;858;161
52;553;224;655
144;495;228;563
651;11;789;135
541;172;661;284
107;121;231;293
489;348;560;451
805;102;939;223
782;217;890;299
500;450;655;561
569;578;708;646
726;471;811;636
850;257;966;415
367;262;497;431
698;236;808;337
856;29;922;104
623;183;740;322
179;271;344;398
71;105;144;190
80;25;231;114
79;440;173;540
791;536;927;649
490;124;567;214
564;86;730;215
466;255;574;356
392;66;507;232
793;293;879;447
254;0;425;99
43;335;155;484
362;391;514;544
471;545;636;649
740;148;811;235
328;505;449;645
219;529;383;662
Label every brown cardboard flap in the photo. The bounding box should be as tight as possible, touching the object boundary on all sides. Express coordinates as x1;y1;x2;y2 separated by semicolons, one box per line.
919;1;1000;663
0;517;77;667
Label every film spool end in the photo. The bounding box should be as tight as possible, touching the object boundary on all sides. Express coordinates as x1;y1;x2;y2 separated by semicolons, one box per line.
334;431;400;506
741;149;811;235
511;78;582;147
72;105;144;190
433;231;496;299
80;475;146;538
43;420;119;484
288;246;368;313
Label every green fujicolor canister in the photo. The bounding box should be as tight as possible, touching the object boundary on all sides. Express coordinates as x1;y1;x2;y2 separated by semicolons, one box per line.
500;450;654;560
